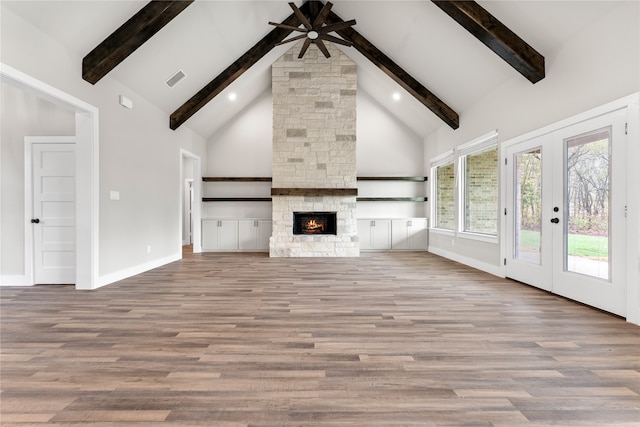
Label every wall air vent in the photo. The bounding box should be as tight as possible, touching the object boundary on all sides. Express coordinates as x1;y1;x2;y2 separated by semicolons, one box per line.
165;70;186;88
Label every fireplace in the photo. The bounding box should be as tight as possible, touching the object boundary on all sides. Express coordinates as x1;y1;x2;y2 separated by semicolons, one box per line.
270;42;359;257
293;212;337;235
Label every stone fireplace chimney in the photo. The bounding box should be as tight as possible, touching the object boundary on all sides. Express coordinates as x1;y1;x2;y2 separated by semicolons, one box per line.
269;43;359;257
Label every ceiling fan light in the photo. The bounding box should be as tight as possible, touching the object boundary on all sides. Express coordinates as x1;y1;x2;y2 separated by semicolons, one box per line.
307;30;319;40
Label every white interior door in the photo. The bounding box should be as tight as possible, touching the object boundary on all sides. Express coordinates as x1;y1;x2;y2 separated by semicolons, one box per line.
506;109;627;316
32;143;76;284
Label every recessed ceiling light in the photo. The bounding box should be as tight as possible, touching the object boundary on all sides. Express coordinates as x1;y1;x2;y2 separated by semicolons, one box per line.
392;92;401;101
228;93;237;101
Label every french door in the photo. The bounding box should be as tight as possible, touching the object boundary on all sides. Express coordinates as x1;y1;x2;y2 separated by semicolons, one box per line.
505;109;627;316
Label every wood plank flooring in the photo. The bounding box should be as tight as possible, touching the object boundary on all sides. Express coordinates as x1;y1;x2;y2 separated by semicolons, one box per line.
1;250;639;426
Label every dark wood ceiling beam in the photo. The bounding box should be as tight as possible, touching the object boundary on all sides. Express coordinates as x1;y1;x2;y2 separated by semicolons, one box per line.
325;11;459;130
83;1;194;84
169;3;309;130
431;0;545;84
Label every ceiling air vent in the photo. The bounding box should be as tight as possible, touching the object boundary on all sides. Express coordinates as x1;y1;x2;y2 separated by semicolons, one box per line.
165;70;186;88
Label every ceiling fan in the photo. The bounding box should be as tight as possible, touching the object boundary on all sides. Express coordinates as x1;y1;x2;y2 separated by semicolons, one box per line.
269;2;356;59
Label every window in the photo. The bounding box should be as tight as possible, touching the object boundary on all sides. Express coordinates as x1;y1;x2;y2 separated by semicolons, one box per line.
430;150;455;231
430;131;498;237
461;144;498;235
435;161;455;230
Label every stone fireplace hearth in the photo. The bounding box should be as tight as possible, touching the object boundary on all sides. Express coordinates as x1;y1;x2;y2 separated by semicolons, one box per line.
269;42;359;257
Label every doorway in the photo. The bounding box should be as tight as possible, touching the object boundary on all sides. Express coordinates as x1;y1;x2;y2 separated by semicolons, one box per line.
505;108;627;316
180;149;201;254
2;63;99;289
183;179;193;245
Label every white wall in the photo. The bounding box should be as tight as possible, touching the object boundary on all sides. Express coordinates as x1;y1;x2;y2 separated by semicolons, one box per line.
424;2;639;273
356;91;425;219
1;7;207;285
203;88;425;220
204;89;273;219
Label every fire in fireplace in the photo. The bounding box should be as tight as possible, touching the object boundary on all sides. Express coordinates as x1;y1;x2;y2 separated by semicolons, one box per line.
293;212;337;235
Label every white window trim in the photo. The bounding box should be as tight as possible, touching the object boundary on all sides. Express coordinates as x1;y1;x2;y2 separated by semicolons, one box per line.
458;130;498;156
457;231;499;244
430;149;455;168
429;228;456;237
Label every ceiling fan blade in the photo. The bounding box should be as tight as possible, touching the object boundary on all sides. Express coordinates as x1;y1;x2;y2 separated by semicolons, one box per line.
315;39;332;58
318;19;356;34
288;2;313;30
298;38;312;59
268;22;306;32
320;34;353;47
312;1;333;28
275;34;308;46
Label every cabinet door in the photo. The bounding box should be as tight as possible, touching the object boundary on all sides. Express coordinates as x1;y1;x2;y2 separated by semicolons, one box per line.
256;220;272;251
371;219;391;250
357;220;373;250
391;220;410;250
202;219;220;250
408;219;428;250
238;220;257;250
218;220;238;250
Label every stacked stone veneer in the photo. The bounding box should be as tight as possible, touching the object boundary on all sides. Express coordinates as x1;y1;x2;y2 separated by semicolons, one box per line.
269;42;359;257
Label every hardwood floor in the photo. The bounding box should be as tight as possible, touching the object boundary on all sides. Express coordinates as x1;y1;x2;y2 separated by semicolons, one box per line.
1;250;639;426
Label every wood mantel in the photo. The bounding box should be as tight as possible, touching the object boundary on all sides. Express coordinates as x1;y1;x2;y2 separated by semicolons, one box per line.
271;188;358;197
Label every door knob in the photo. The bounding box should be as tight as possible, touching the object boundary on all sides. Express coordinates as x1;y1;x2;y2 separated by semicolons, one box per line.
550;218;559;224
31;218;40;224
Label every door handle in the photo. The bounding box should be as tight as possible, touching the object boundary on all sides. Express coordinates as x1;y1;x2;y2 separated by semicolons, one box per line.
550;218;559;224
31;218;40;224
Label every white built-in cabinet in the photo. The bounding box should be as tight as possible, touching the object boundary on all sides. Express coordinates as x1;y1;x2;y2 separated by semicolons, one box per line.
238;219;271;251
358;218;428;251
358;219;392;250
391;218;429;250
203;219;271;252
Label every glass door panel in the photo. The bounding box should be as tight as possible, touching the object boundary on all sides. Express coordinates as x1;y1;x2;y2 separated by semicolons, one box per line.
514;148;542;265
564;127;611;280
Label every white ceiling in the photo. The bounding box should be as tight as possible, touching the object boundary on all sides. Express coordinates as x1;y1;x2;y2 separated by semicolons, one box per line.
2;0;623;139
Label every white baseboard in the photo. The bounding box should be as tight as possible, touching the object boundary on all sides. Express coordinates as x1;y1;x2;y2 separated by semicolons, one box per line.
0;275;33;286
96;253;181;289
428;246;505;278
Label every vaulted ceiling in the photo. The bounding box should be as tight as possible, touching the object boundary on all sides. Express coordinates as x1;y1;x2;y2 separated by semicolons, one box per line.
2;1;623;139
